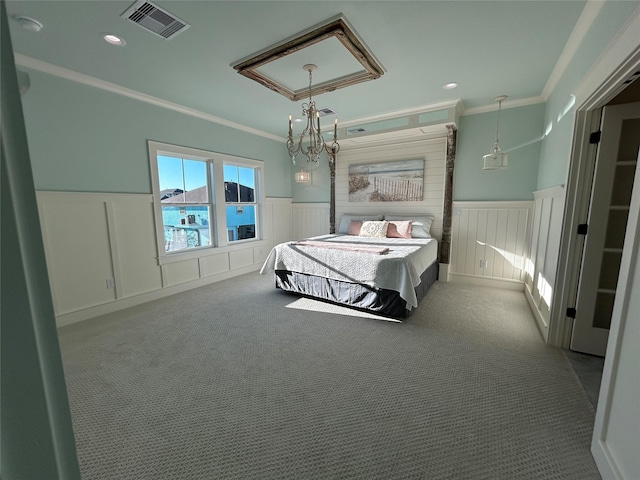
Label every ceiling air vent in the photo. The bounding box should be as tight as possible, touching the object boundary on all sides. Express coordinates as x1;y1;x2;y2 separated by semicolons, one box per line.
122;1;190;40
317;107;337;118
348;128;366;134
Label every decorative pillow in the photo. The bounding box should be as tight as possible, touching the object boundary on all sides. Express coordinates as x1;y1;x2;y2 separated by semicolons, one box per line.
359;220;389;238
338;214;384;234
384;215;434;238
386;220;413;239
347;220;363;235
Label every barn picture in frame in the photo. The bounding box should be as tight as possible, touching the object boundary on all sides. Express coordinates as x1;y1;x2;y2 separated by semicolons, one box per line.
348;159;424;202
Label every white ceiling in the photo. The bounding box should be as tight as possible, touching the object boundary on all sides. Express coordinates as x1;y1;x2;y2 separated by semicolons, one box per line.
7;1;590;139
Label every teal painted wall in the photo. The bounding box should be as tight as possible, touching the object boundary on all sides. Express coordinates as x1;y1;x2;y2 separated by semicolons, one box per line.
20;71;291;197
1;4;81;477
537;1;640;190
291;155;331;203
290;103;545;204
454;103;545;201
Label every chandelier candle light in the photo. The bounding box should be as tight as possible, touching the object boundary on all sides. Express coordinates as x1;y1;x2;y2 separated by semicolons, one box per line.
287;64;340;173
482;95;508;170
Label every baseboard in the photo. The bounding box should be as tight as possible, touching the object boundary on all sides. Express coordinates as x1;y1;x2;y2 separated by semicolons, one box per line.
56;264;261;328
438;263;450;282
448;272;524;291
524;283;550;342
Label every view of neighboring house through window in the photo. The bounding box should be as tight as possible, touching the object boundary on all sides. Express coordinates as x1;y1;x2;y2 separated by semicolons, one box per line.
149;141;264;258
224;164;257;241
158;155;212;252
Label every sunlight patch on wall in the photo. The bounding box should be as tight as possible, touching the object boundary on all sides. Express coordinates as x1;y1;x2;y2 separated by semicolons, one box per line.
477;241;524;271
557;95;576;123
524;257;535;282
536;273;553;311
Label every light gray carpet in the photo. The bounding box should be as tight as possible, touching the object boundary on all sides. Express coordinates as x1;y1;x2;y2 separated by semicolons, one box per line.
58;273;600;479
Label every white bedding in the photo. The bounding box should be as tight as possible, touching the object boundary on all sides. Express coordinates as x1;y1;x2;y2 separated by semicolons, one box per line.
260;234;438;308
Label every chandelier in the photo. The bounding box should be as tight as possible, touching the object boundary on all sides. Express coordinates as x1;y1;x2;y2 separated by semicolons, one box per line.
287;64;340;169
482;95;508;170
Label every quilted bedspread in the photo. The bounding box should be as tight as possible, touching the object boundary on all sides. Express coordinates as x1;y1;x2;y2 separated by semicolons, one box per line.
260;234;438;308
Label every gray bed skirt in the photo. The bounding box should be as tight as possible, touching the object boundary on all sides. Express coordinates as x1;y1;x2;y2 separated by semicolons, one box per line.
274;260;439;319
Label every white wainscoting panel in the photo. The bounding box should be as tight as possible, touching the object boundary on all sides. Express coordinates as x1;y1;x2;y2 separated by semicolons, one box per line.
110;196;163;297
450;201;533;287
199;253;230;278
269;198;294;246
272;198;297;246
36;192;292;325
524;185;566;341
37;193;118;314
335;138;447;242
162;258;200;287
292;203;330;239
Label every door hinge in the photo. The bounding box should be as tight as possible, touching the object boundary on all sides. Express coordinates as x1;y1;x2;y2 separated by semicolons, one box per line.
589;130;601;144
577;223;588;235
566;307;577;319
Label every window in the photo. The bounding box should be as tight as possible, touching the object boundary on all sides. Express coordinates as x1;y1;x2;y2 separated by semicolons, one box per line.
224;164;257;241
148;141;263;259
158;155;212;253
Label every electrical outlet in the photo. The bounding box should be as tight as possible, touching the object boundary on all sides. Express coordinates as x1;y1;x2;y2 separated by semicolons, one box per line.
106;278;115;289
479;260;488;268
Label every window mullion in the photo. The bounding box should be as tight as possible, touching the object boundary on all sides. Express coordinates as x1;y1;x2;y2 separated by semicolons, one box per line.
212;158;228;247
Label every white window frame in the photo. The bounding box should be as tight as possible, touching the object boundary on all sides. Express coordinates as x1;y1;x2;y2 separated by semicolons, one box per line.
148;141;264;264
222;160;262;244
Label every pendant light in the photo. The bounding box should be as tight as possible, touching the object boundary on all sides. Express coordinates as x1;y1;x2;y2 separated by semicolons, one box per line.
482;95;508;170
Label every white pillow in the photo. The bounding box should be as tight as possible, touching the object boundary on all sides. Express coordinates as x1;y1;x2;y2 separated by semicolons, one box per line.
338;214;384;234
359;220;389;238
384;215;433;238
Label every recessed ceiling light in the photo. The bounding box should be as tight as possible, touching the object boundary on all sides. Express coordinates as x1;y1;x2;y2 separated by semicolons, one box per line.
103;33;126;46
443;82;458;90
15;16;43;32
294;118;303;123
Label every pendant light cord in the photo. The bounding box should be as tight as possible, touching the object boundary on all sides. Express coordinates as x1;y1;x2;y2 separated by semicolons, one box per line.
494;99;502;148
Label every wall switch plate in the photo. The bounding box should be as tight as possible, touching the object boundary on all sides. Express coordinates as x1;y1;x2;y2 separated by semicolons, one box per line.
106;278;115;289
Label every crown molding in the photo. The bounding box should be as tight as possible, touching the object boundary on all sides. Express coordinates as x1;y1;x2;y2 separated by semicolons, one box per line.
542;1;605;100
462;96;545;116
574;3;640;109
336;99;462;128
14;54;283;143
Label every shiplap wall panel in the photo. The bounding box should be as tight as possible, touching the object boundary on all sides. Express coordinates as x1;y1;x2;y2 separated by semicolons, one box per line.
484;208;499;276
534;198;553;306
451;202;533;283
271;198;294;246
527;198;544;291
334;138;447;243
292;203;330;239
525;185;566;338
264;197;293;247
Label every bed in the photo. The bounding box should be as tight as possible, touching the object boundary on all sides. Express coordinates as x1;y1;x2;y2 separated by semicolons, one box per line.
260;216;439;318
